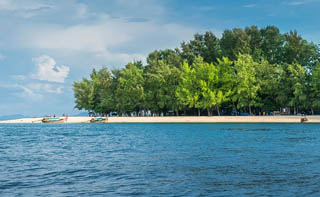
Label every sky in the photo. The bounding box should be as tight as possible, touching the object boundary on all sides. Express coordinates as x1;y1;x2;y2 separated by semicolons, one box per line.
0;0;319;116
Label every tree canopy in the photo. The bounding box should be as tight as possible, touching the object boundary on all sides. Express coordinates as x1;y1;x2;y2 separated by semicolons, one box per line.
73;25;320;116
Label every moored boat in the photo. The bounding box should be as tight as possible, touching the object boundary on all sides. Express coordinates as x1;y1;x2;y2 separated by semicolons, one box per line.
42;117;65;123
42;114;68;123
301;116;308;123
90;117;107;123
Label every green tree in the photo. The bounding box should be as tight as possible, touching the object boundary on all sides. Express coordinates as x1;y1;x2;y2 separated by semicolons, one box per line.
284;30;319;70
176;61;202;115
196;58;221;116
177;57;231;116
310;62;320;113
115;62;145;115
73;68;115;114
260;26;285;64
277;63;308;114
73;77;94;111
146;49;182;70
92;68;114;114
144;60;182;115
233;54;260;114
255;60;281;111
215;57;234;115
144;49;183;115
181;32;221;65
220;28;251;61
245;25;263;61
288;63;308;114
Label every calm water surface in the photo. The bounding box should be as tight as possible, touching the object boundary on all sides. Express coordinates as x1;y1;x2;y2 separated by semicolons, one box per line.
1;123;320;196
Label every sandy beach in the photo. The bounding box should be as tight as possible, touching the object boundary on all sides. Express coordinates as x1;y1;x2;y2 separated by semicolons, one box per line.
1;116;320;123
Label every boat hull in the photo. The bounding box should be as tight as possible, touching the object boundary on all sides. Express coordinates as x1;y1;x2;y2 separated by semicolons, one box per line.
90;117;107;123
42;118;65;123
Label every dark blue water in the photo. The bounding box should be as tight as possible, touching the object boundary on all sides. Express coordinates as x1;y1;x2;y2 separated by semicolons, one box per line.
1;123;320;196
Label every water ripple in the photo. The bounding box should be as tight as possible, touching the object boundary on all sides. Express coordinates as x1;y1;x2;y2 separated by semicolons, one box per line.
1;123;320;196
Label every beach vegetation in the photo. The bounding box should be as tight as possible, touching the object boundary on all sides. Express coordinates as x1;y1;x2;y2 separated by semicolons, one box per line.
73;25;320;116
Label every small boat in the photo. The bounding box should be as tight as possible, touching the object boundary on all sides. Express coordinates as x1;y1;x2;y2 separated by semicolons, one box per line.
301;116;308;123
42;117;65;123
90;117;107;123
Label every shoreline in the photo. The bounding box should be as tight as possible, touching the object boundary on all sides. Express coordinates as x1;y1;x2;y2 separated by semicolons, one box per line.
1;116;320;123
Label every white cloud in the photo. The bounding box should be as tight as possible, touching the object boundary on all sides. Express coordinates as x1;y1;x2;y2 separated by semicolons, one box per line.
18;19;195;65
11;75;26;80
0;0;49;11
286;0;319;6
1;1;197;67
0;82;64;101
288;1;307;5
17;85;43;100
32;55;69;83
0;83;43;101
0;0;54;18
26;83;63;94
27;21;130;52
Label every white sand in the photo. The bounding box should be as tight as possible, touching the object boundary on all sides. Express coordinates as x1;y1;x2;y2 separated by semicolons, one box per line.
1;116;320;123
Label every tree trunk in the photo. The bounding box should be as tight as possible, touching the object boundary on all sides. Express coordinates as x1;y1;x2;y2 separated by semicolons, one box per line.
294;106;296;115
176;110;179;116
207;109;212;116
198;108;201;116
232;102;237;116
311;108;314;115
249;105;252;115
216;106;220;116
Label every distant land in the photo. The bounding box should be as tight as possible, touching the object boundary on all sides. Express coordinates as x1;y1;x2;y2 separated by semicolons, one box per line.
0;112;88;121
0;114;31;121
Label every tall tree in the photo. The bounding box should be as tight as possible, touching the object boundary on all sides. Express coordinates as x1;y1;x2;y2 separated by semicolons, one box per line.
144;60;182;115
176;61;202;116
233;54;260;114
245;25;263;61
220;28;251;61
255;60;281;111
260;26;285;64
215;57;234;115
73;77;94;111
284;30;319;70
277;63;308;114
288;63;308;114
92;68;114;114
310;62;320;113
196;57;220;116
145;49;183;115
115;62;145;115
181;32;221;65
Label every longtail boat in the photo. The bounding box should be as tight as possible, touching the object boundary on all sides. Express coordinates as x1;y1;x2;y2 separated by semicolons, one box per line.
42;114;68;123
90;117;107;123
42;117;65;123
301;116;308;123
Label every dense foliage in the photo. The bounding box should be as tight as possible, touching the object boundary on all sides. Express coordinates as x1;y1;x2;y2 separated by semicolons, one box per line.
73;26;320;116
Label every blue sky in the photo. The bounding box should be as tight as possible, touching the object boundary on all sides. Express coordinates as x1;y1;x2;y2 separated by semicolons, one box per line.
0;0;319;116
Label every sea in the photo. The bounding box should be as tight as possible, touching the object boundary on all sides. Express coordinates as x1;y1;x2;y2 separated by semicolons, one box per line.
1;123;320;196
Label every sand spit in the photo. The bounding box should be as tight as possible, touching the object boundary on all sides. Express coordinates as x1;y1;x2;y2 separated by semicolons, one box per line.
1;116;320;123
